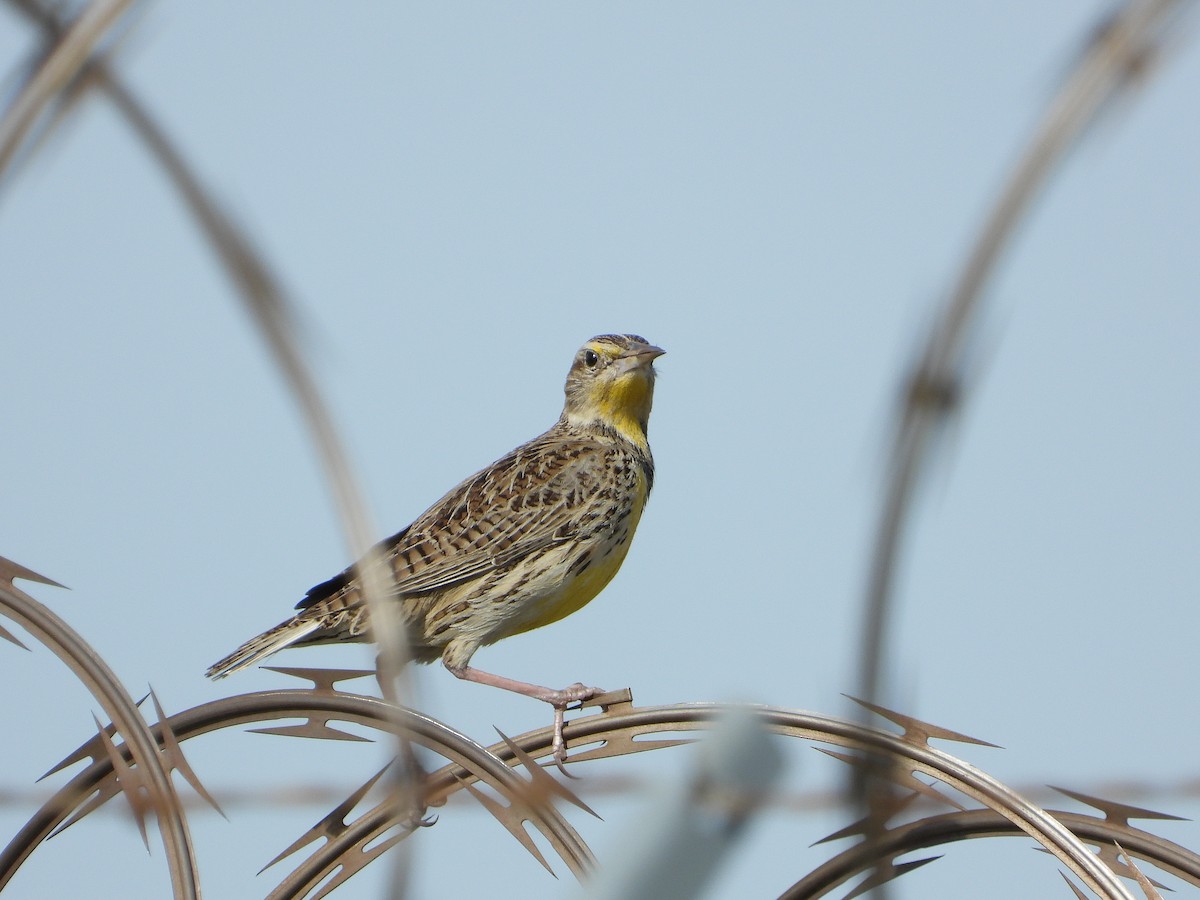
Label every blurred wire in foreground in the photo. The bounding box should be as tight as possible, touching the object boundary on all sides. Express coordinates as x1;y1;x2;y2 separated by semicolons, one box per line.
579;707;784;900
4;0;424;895
855;0;1192;768
854;2;1192;893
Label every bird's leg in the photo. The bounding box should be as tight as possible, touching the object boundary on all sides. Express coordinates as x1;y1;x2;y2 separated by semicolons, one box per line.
445;663;603;769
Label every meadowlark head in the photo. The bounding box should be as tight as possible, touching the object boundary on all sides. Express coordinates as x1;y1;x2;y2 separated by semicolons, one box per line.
562;334;665;448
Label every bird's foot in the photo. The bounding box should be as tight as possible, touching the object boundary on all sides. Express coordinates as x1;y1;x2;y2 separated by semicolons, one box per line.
543;683;604;775
442;664;604;774
539;681;604;707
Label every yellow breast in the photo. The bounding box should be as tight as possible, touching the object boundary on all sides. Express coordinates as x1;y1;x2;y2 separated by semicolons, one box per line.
512;467;649;634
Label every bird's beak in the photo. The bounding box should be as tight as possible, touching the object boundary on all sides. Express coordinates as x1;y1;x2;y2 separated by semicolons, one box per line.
620;344;666;364
613;344;664;378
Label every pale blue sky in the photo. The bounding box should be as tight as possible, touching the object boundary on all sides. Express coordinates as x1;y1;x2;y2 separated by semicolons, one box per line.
3;2;1199;897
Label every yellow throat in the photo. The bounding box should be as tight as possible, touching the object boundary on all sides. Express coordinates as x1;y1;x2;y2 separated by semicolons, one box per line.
562;334;665;450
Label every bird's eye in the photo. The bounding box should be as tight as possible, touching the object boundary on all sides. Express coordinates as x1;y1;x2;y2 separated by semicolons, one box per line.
583;349;600;368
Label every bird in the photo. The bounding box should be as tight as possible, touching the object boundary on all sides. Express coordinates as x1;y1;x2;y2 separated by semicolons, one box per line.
206;333;664;764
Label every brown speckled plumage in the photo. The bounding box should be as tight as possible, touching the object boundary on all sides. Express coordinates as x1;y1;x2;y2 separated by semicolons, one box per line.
206;334;662;684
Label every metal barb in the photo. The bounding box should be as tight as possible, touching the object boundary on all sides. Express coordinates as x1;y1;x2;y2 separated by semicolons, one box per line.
455;775;557;876
0;558;56;650
1050;785;1188;826
149;691;225;819
248;719;374;743
817;747;965;811
0;557;67;589
94;714;151;850
40;692;151;780
260;762;395;874
0;622;29;650
1116;842;1167;900
1093;842;1171;892
494;729;600;819
39;723;118;781
842;854;942;900
846;696;1001;749
247;673;381;739
1061;870;1092;900
1036;840;1172;891
260;665;378;694
47;781;123;840
813;792;920;846
787;805;1200;899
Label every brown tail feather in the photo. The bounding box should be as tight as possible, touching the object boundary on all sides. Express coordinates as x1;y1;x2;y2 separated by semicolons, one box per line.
205;615;325;679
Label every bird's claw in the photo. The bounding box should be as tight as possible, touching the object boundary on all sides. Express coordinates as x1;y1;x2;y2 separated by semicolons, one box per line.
549;704;577;777
546;683;603;776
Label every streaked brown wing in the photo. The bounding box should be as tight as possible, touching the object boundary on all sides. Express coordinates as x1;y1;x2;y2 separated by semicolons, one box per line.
297;433;610;610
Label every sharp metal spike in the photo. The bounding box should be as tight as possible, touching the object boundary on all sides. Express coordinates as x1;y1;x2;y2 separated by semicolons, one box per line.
48;781;122;839
1050;785;1187;825
0;621;29;650
258;826;326;876
842;854;941;899
1036;841;1172;891
41;728;118;781
40;697;149;781
1060;870;1091;899
0;556;63;649
1095;842;1170;891
846;695;1001;748
260;762;394;873
816;747;964;810
494;728;600;818
812;792;919;845
248;719;373;743
0;556;67;589
41;699;150;782
455;775;556;877
261;844;307;876
260;666;376;693
94;715;151;851
149;690;225;818
1116;842;1167;900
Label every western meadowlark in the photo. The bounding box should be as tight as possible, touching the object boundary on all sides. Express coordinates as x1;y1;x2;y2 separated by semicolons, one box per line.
207;333;663;762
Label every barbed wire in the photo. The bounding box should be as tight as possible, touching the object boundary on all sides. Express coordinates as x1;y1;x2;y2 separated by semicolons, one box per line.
2;0;1197;897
